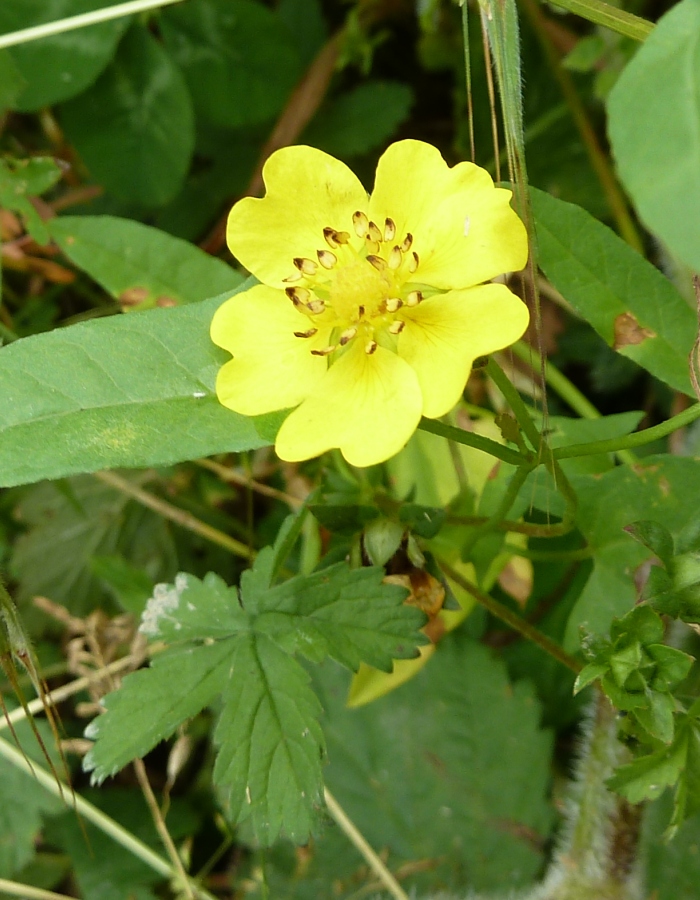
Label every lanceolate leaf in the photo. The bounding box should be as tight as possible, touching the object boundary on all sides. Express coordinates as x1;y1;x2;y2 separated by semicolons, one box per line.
50;215;242;311
0;292;282;488
532;187;696;395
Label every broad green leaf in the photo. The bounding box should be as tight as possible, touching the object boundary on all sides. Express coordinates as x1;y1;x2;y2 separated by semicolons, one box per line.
0;293;281;488
0;157;62;245
59;25;194;207
302;81;414;157
50;215;242;311
0;0;129;111
160;0;301;129
10;475;176;618
278;0;327;66
625;520;675;567
532;187;696;395
0;50;24;112
607;0;700;272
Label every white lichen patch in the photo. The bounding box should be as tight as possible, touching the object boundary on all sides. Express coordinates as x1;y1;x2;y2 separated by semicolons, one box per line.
140;574;189;637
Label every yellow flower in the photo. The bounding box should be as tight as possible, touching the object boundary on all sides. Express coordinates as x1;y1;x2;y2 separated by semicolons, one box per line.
211;140;529;467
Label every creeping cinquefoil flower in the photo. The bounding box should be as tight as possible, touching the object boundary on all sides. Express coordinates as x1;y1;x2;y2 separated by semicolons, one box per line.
211;139;529;466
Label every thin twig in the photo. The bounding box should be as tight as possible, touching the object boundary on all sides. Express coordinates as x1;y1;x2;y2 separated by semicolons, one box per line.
195;458;302;509
324;788;410;900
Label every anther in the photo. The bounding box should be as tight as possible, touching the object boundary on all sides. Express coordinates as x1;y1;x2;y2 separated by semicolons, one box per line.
353;211;369;238
294;257;317;275
385;297;402;313
306;299;326;315
365;238;380;254
294;328;318;338
323;227;349;248
311;345;336;356
285;286;310;305
388;246;402;270
366;255;387;271
317;249;337;269
384;218;396;242
408;251;419;273
358;305;365;317
401;233;413;252
367;221;382;243
339;326;358;345
365;340;378;355
283;271;303;283
389;320;405;334
405;290;422;307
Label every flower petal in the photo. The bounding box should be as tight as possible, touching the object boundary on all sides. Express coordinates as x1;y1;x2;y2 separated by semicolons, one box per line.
227;145;368;288
211;285;331;416
397;283;530;418
367;140;528;289
275;341;423;466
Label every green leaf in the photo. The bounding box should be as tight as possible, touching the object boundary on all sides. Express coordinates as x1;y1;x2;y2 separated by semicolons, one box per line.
0;50;24;112
362;517;404;567
302;81;414;157
625;520;675;567
607;0;700;272
0;0;129;111
50;215;242;311
0;157;62;245
160;0;301;128
278;0;327;66
0;292;281;488
574;661;608;694
59;25;194;206
608;740;687;804
89;554;154;616
531;187;696;395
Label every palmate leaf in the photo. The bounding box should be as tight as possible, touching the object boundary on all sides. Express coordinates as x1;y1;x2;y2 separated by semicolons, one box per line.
84;556;424;844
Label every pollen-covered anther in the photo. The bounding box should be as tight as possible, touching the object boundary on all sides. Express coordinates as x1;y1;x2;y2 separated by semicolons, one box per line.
353;210;369;238
339;326;358;346
367;221;382;243
294;328;318;338
294;257;318;275
400;233;413;252
323;227;350;248
405;290;422;307
385;297;402;313
311;345;336;356
306;299;326;315
317;249;337;269
282;271;303;283
384;218;396;242
365;339;378;355
366;255;387;271
365;238;380;254
408;251;419;273
388;320;405;334
388;246;402;270
285;286;310;305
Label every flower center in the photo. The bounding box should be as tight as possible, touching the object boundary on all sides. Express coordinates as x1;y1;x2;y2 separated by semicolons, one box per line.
285;212;423;358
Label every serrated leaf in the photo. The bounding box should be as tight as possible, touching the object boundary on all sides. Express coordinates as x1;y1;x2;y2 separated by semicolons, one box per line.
0;292;281;488
140;572;245;643
0;0;129;111
608;740;686;804
59;25;194;206
50;215;242;311
84;640;234;781
573;661;608;694
160;0;301;129
213;632;325;844
532;187;696;395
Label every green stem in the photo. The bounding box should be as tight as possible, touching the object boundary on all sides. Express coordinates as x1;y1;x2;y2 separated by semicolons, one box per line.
0;736;218;900
418;417;528;466
0;0;185;50
0;880;73;900
543;0;653;42
554;403;700;459
439;560;581;673
487;357;542;451
502;541;593;561
461;462;533;556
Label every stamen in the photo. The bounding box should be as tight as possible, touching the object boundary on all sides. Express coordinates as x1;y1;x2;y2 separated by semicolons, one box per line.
365;238;380;254
367;221;382;243
311;345;337;356
384;217;396;242
285;286;310;305
353;211;369;238
408;251;419;273
401;233;413;252
365;340;378;355
306;299;326;315
283;271;303;283
358;305;365;317
389;320;405;334
294;257;318;275
405;290;422;307
323;227;350;248
385;297;402;313
294;328;318;338
388;246;402;270
366;255;387;271
339;326;358;345
317;249;337;269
